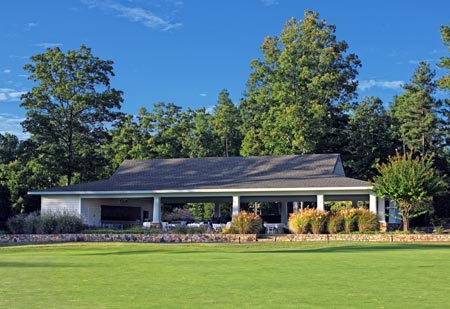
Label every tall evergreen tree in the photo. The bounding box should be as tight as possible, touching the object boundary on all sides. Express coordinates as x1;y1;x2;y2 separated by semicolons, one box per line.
390;62;439;155
212;89;241;157
21;45;123;185
240;10;360;156
345;97;394;180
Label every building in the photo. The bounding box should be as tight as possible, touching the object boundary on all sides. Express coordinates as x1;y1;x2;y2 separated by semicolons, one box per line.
29;154;387;227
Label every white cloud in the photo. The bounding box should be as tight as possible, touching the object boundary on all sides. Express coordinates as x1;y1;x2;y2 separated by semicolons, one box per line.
0;113;29;140
34;42;63;49
358;79;404;91
82;0;182;31
25;22;39;31
200;93;207;97
408;59;439;65
0;88;26;101
260;0;279;6
3;69;11;74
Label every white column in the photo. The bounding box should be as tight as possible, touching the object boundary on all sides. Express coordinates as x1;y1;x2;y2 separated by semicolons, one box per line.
232;195;240;217
369;194;377;214
300;201;304;210
281;201;288;224
377;197;386;222
152;196;161;223
293;201;299;212
317;194;324;211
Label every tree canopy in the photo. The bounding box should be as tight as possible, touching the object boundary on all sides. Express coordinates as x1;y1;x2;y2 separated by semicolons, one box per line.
372;151;447;231
240;10;360;156
21;45;123;185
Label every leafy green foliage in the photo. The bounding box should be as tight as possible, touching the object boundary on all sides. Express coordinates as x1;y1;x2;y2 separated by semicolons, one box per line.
21;45;123;185
345;97;394;180
212;89;241;156
240;10;360;155
372;151;447;231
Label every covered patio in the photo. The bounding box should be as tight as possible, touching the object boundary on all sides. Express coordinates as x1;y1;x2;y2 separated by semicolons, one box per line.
31;154;387;231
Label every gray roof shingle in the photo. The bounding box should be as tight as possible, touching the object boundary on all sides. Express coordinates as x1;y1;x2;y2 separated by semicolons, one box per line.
33;154;370;193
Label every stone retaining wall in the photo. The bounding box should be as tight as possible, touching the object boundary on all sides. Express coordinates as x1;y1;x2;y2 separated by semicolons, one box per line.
281;234;450;242
1;233;450;244
0;233;256;244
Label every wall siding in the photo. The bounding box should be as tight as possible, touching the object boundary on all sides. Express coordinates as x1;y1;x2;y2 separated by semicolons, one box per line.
41;195;81;215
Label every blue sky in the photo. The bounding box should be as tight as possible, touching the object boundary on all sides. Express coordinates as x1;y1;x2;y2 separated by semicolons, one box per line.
0;0;449;139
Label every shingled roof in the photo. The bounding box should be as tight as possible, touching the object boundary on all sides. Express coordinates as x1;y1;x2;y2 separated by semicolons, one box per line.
32;154;370;193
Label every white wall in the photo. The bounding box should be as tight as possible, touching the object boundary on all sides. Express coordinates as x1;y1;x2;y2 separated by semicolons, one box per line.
81;198;153;227
41;195;81;215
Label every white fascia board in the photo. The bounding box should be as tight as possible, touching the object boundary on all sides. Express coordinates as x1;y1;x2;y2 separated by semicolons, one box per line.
30;186;373;197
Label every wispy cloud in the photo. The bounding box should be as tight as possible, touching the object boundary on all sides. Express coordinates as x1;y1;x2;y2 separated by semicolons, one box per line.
358;79;404;91
82;0;183;31
0;113;29;140
3;69;11;74
0;88;26;101
260;0;279;6
24;22;39;31
34;42;63;49
408;59;439;65
200;93;207;97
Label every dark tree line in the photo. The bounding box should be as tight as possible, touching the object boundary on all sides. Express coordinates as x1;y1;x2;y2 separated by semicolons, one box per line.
0;11;449;228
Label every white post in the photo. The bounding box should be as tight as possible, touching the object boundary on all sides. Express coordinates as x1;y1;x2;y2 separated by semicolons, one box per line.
300;201;304;210
281;201;288;224
377;197;386;222
317;194;324;211
152;196;161;223
293;201;299;212
232;195;240;217
369;194;377;214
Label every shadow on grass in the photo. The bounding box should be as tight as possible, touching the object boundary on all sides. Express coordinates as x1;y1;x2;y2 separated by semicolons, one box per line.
247;243;450;254
0;261;90;268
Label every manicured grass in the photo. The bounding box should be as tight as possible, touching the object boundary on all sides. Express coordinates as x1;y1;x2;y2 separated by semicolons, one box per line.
1;242;450;308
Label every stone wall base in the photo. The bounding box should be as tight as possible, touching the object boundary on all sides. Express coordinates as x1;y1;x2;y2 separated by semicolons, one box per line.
1;233;450;245
0;233;256;244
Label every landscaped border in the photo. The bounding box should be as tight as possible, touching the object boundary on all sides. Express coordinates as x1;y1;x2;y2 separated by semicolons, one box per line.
1;233;450;244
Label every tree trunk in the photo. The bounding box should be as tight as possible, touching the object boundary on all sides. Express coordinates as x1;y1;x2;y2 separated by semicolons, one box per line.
402;213;409;232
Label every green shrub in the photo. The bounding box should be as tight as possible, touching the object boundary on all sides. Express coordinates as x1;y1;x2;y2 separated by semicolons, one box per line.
328;213;343;234
230;211;262;234
6;214;26;234
6;212;83;234
55;212;84;233
288;210;310;234
356;208;379;232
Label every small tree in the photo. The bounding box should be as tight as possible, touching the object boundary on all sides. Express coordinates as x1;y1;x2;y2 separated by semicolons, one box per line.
372;150;447;231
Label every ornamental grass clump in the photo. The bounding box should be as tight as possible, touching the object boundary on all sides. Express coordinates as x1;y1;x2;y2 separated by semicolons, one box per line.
327;213;343;234
340;208;358;232
356;208;379;232
288;209;310;234
308;209;329;234
231;211;263;234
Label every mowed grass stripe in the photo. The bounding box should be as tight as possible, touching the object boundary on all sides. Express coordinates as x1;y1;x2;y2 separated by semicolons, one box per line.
0;242;449;308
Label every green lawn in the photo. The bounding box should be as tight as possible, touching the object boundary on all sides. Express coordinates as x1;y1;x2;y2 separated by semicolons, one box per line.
1;242;449;308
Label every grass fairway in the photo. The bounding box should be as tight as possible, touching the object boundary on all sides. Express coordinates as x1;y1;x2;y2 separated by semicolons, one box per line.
1;242;449;308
